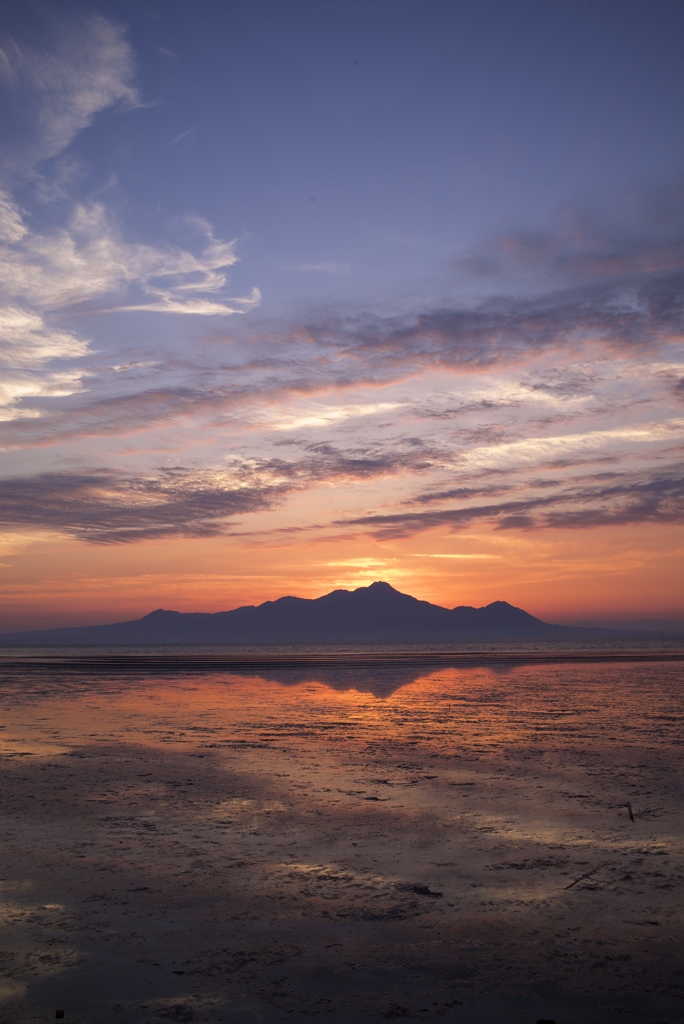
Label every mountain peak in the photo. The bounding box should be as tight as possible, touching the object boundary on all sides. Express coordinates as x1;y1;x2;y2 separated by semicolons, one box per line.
0;583;613;645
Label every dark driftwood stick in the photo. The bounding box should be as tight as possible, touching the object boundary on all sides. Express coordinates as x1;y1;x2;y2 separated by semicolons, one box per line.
626;801;635;822
563;862;607;890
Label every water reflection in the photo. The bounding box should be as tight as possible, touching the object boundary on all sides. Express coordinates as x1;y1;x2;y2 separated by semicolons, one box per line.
255;663;445;696
0;658;682;1024
1;642;683;699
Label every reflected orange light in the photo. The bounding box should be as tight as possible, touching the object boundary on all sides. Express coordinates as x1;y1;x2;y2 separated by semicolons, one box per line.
4;661;679;764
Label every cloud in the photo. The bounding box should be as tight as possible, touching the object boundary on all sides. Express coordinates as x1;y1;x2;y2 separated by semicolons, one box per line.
0;306;87;367
341;468;684;539
0;15;256;317
0;197;256;316
1;428;682;546
0;383;245;449
0;467;286;544
296;182;684;376
0;198;258;421
455;179;684;286
300;277;683;374
412;373;596;422
285;261;350;274
248;440;446;484
0;206;259;428
0;371;332;448
457;419;684;471
0;12;260;424
0;442;450;541
0;368;86;423
0;12;137;177
267;401;404;431
169;127;195;148
410;552;497;559
409;484;512;506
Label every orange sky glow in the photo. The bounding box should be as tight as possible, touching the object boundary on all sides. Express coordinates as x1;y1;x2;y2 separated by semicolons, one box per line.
1;6;683;633
1;518;682;631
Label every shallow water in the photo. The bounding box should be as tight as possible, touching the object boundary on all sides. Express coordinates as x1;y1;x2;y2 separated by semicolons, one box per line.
0;655;682;1024
3;634;684;658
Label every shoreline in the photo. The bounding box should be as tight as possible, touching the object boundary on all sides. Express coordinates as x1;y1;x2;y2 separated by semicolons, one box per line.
2;647;684;674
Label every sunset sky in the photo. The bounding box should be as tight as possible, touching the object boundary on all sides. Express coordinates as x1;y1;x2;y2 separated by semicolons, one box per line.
1;0;683;631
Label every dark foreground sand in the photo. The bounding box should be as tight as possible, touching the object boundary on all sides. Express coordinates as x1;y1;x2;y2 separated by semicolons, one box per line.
0;658;682;1024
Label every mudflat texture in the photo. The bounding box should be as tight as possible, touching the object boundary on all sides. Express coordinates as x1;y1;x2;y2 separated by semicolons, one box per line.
0;660;682;1024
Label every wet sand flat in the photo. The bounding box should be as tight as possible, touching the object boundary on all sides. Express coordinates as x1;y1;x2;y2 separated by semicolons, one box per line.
0;657;683;1024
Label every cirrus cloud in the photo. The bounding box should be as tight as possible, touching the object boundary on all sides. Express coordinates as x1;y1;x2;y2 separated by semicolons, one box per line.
0;8;260;427
0;11;138;177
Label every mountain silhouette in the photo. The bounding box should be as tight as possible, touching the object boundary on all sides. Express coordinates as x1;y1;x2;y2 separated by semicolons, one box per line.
0;580;633;646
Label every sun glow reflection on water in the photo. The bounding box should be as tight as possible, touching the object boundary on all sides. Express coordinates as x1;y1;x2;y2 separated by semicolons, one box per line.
1;660;682;756
0;657;682;1023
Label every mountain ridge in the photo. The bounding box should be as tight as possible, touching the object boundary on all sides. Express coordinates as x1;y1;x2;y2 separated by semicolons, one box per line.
0;580;665;646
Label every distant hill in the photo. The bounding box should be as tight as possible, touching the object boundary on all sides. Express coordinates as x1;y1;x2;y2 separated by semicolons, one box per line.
0;580;647;646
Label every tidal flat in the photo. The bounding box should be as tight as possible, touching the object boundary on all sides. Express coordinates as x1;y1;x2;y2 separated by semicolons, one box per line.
0;653;682;1024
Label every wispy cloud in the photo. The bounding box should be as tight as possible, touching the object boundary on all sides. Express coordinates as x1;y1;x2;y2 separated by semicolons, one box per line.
300;277;683;373
410;552;498;559
297;183;684;375
4;439;682;547
268;401;404;431
0;383;249;449
341;467;684;539
0;195;259;422
285;261;350;274
0;12;137;177
0;306;87;367
0;12;260;425
0;441;450;541
0;197;256;316
454;180;684;287
0;467;286;544
168;127;195;148
0;368;86;423
458;420;684;471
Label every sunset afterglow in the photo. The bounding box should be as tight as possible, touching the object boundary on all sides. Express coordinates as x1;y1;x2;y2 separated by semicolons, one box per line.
1;1;683;630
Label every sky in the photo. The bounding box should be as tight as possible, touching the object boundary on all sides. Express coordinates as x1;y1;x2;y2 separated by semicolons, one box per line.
0;0;683;631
